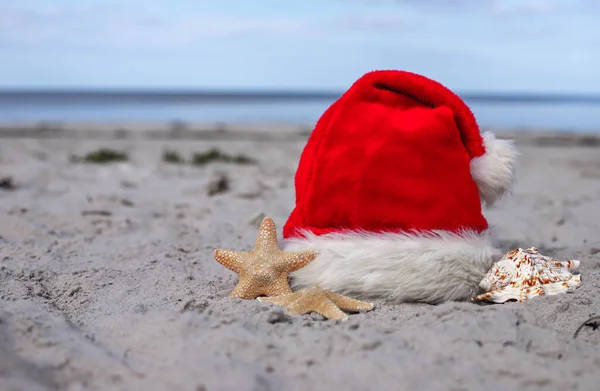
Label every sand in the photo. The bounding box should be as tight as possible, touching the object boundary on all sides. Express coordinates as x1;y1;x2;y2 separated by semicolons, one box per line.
1;127;600;391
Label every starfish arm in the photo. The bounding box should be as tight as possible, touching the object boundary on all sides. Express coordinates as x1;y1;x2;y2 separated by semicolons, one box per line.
213;249;246;273
282;250;319;272
254;217;281;252
257;291;303;306
287;297;348;320
230;275;263;299
325;291;374;312
261;275;293;297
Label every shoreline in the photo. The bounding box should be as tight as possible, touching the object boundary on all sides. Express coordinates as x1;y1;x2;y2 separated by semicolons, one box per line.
1;121;600;147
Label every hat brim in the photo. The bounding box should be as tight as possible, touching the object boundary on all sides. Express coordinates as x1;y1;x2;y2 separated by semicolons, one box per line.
282;228;500;304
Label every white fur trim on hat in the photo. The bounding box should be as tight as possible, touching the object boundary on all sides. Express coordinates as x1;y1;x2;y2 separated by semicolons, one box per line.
282;229;501;304
470;131;519;206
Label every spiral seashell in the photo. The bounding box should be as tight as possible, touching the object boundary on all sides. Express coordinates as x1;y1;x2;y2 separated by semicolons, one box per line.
472;247;582;303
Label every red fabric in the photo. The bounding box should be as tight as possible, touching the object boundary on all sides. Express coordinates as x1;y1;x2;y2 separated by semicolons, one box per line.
283;69;489;238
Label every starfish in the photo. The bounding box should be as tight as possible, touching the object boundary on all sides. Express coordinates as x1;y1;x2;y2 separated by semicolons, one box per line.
258;286;375;321
213;217;318;299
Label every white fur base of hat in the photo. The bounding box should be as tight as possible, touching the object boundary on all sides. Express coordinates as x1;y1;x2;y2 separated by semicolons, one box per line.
282;229;501;304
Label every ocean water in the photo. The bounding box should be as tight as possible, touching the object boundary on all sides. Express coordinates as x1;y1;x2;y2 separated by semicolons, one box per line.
0;92;598;131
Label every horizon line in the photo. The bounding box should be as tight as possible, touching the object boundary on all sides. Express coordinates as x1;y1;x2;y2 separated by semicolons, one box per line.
1;89;600;104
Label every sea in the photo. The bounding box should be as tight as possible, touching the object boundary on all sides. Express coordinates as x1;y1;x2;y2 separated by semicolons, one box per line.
0;91;599;131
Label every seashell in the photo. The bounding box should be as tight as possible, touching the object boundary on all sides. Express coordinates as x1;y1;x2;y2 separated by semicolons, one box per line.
472;247;582;303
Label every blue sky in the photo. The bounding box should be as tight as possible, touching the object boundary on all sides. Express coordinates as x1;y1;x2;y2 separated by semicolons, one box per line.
0;0;598;92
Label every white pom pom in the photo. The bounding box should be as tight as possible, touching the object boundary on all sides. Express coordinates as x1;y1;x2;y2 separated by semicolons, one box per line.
470;131;519;206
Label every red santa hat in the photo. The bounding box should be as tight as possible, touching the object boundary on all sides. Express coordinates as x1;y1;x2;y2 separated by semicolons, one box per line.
281;69;518;304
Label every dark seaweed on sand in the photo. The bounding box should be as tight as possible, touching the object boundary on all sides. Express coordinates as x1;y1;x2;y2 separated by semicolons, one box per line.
574;315;600;339
71;148;128;164
192;148;255;165
207;174;230;196
0;176;16;190
162;150;185;164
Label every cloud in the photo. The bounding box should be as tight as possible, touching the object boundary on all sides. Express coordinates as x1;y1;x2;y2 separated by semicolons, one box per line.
491;1;558;15
341;0;484;10
0;1;309;49
335;13;413;31
343;0;560;14
0;0;565;51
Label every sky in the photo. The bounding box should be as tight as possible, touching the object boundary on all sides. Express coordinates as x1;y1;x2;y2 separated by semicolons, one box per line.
0;0;599;93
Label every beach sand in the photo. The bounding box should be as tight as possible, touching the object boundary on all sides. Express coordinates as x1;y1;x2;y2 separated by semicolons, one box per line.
1;127;600;391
